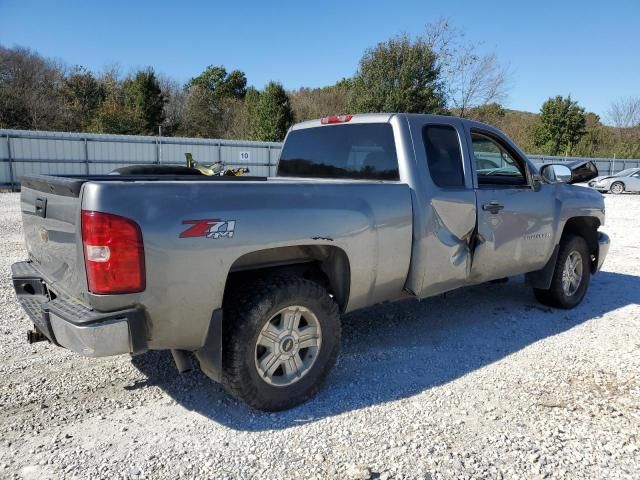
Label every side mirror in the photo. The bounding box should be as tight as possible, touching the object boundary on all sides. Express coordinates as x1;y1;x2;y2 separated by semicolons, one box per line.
540;164;572;184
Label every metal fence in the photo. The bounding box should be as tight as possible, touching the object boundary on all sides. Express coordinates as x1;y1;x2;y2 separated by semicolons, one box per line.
2;128;639;190
0;129;282;190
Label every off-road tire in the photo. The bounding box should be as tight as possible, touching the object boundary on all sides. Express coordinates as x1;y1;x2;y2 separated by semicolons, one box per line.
533;235;591;309
222;276;341;411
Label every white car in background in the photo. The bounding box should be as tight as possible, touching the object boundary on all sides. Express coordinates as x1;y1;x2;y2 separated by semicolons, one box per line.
588;168;640;193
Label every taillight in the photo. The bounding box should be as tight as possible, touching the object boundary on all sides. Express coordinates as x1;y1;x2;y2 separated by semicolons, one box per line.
81;210;145;294
320;114;353;124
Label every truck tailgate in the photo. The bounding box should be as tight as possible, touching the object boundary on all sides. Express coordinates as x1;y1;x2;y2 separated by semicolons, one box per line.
20;176;86;299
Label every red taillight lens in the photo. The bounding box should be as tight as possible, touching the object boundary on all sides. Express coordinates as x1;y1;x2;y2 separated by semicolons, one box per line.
320;114;353;124
81;210;145;294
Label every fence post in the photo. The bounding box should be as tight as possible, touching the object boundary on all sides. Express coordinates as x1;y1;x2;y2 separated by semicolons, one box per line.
217;142;222;163
6;135;15;191
83;137;90;175
155;137;160;164
267;145;271;176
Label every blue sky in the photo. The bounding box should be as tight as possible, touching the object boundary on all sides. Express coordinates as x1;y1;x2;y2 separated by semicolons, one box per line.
1;0;638;121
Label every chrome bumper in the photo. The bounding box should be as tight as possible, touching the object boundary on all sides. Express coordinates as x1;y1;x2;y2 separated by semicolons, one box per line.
11;261;147;357
596;231;610;272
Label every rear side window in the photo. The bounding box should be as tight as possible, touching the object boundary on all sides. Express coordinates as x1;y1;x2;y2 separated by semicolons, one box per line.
422;125;465;188
278;124;399;180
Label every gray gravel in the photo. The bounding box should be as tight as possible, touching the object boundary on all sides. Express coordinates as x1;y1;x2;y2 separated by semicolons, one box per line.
0;191;638;479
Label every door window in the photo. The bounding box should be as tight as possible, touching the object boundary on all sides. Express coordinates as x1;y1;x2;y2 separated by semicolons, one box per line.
422;125;465;188
471;132;527;186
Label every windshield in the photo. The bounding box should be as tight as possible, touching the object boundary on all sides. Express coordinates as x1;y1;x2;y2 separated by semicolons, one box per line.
615;168;638;177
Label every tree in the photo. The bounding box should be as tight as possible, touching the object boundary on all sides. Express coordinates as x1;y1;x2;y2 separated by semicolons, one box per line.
466;102;505;126
253;82;294;141
158;75;186;136
209;87;260;140
60;66;105;130
607;96;640;129
0;46;65;130
424;18;510;117
289;81;351;122
221;86;260;139
122;68;165;134
181;65;247;137
534;96;587;156
89;99;145;135
348;33;446;114
187;65;246;100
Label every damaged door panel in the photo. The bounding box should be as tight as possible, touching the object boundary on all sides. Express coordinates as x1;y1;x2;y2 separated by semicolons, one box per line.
419;194;477;297
404;116;479;298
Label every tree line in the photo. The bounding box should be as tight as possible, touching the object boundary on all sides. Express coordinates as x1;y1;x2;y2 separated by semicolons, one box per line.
1;19;639;158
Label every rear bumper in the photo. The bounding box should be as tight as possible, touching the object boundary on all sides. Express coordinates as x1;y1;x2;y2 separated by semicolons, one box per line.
11;261;147;357
596;231;610;272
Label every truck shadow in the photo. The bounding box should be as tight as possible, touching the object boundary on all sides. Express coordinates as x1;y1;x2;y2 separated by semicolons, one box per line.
130;270;639;431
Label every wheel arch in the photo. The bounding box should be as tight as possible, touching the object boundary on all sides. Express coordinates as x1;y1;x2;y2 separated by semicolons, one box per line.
223;245;351;313
562;216;600;272
610;180;625;192
526;215;601;289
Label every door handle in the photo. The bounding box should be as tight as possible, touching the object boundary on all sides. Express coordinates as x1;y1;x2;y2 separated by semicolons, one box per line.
35;198;47;218
482;201;504;214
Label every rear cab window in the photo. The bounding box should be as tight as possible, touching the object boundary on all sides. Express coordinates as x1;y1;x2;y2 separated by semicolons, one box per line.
278;123;399;180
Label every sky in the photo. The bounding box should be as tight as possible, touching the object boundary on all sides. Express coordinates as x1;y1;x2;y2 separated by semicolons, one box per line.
1;0;639;121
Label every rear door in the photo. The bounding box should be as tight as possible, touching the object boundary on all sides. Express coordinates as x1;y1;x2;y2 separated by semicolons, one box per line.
465;128;556;282
405;116;478;298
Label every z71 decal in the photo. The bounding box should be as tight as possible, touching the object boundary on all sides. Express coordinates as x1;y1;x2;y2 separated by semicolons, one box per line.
180;219;236;239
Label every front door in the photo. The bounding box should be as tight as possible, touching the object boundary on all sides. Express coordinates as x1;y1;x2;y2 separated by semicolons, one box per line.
468;130;556;283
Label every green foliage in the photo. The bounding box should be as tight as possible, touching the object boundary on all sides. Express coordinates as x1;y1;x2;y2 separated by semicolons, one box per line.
89;99;145;135
466;102;505;126
534;96;587;156
122;68;165;134
180;66;248;138
187;65;246;100
61;66;105;130
288;81;351;122
253;82;294;142
349;34;446;114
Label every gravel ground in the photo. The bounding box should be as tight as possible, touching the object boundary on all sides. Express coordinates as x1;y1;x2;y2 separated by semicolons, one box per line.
0;191;638;480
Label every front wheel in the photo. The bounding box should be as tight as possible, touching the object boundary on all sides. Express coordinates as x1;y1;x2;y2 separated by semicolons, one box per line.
222;276;341;411
533;235;591;309
610;182;625;194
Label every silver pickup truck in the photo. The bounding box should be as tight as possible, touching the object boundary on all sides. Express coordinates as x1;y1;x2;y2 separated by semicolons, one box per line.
11;113;609;411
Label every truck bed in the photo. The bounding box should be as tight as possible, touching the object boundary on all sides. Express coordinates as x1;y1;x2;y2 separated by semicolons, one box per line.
18;172;414;351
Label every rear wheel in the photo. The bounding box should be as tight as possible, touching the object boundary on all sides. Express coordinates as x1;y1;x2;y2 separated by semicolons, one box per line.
222;276;341;411
610;181;625;194
533;235;591;309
